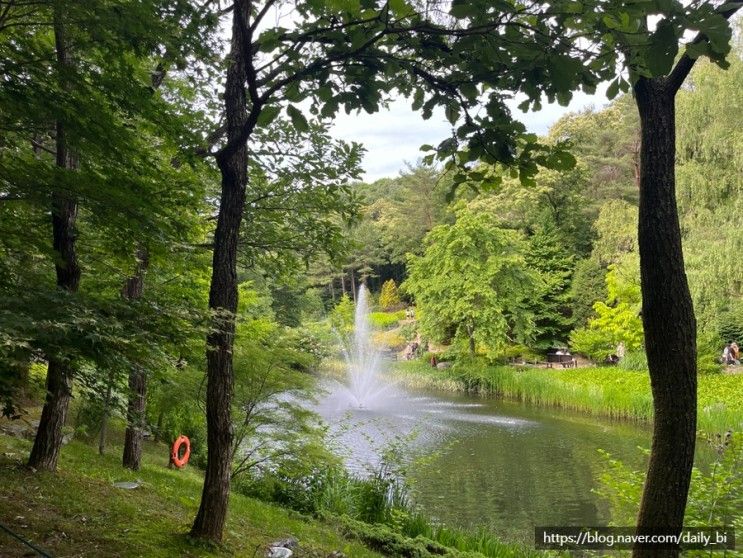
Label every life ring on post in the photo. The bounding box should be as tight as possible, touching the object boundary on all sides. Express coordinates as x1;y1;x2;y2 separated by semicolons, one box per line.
170;435;191;468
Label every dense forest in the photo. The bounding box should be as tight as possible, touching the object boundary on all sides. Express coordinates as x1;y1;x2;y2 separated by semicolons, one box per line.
1;1;742;557
328;46;742;366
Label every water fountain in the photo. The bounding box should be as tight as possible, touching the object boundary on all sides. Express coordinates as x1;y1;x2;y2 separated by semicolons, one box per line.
341;285;389;408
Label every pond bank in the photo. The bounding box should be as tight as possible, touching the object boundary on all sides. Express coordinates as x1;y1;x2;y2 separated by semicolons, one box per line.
390;360;743;435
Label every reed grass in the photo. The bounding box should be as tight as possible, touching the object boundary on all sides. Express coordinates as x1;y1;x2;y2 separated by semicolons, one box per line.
392;360;743;434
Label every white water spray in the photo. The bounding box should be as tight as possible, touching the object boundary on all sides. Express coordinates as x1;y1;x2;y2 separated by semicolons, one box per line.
341;285;389;408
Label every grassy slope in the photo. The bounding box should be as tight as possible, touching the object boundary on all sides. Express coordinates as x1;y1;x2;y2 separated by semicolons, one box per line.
0;434;384;558
392;361;743;434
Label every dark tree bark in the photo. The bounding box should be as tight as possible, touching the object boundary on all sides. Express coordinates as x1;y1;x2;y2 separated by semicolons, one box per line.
28;6;80;471
98;370;115;455
122;366;147;469
632;77;697;558
629;7;741;553
122;247;149;470
190;0;254;542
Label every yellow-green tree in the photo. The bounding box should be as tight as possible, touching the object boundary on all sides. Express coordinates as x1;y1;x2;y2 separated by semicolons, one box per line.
379;279;402;310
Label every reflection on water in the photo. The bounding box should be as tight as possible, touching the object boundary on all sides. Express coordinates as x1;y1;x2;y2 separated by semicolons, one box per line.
315;375;652;543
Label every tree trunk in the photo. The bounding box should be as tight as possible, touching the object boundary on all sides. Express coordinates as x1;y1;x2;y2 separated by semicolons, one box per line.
98;370;114;455
190;0;251;542
123;367;147;469
122;247;149;470
28;7;80;471
28;360;73;471
632;77;697;558
154;410;164;443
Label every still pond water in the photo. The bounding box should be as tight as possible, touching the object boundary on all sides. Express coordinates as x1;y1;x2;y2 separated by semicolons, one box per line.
316;376;652;543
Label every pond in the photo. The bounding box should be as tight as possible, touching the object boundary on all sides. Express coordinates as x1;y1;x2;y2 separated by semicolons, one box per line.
315;374;652;544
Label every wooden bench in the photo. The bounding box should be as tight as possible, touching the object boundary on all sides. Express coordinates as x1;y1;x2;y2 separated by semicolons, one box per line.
546;353;576;368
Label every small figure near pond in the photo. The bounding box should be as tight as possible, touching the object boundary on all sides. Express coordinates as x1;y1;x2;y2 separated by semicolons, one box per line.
605;354;620;365
722;341;740;365
402;340;419;360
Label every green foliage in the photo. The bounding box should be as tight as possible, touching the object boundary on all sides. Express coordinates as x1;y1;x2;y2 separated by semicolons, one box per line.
393;360;743;434
329;294;356;338
0;0;215;418
0;434;385;558
337;515;538;558
570;259;643;361
241;120;364;279
230;284;330;477
570;258;608;328
617;351;648;371
404;204;538;355
595;433;743;540
368;165;455;265
379;279;403;310
591;200;638;265
524;223;575;348
717;301;743;345
238;444;537;558
548;96;640;210
369;310;406;329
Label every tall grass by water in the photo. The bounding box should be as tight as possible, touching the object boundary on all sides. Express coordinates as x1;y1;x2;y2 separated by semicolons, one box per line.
392;360;743;434
237;460;542;558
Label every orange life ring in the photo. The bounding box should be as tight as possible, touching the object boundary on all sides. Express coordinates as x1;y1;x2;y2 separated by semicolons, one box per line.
170;435;191;468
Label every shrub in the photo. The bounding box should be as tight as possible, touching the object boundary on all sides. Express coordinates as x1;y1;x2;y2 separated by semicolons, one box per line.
379;279;402;310
595;433;743;539
372;329;407;350
369;310;406;329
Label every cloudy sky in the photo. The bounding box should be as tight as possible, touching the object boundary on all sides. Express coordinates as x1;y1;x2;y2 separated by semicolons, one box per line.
330;86;610;181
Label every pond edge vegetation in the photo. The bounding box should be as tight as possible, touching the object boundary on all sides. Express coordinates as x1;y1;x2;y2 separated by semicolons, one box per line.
391;359;743;436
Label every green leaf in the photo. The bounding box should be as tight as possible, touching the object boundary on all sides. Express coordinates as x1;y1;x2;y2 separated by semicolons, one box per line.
450;0;476;18
388;0;408;15
411;89;425;111
549;55;582;91
284;81;303;103
645;19;678;76
256;105;281;127
459;82;479;101
317;85;334;102
556;91;572;106
320;100;338;118
445;103;460;124
684;41;709;60
606;79;620;100
286;105;309;132
602;14;619;29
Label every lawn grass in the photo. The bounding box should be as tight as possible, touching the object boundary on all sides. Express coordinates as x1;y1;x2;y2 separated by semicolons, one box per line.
391;360;743;434
0;434;385;558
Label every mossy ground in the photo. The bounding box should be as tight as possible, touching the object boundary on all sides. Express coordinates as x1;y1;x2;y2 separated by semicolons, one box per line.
0;434;384;558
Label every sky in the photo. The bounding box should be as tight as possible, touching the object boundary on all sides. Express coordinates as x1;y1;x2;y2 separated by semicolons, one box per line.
330;86;610;181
